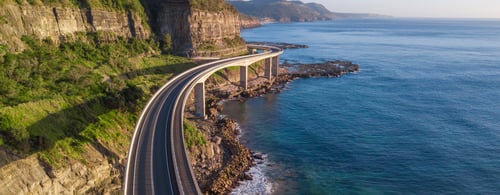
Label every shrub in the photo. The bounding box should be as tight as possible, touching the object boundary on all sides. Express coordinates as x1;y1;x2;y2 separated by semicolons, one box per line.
162;34;173;54
0;33;196;167
183;120;206;149
189;0;237;12
0;44;6;63
0;113;30;151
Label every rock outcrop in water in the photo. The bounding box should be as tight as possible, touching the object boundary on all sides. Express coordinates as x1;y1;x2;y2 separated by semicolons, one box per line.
284;60;360;78
184;43;359;194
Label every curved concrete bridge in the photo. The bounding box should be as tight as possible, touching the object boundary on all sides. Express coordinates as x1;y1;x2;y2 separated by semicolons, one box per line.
123;45;283;195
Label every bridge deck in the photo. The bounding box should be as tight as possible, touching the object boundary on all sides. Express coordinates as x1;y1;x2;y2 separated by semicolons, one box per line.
123;45;282;195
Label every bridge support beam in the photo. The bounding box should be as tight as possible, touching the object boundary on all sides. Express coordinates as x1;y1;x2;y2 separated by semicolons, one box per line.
249;48;257;54
194;82;205;118
265;58;272;80
272;56;279;77
240;66;248;90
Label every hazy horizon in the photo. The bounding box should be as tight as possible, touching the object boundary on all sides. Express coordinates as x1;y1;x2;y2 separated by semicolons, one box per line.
300;0;500;19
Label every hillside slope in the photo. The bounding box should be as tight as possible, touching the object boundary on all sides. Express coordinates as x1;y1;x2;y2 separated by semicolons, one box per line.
0;0;247;193
228;0;335;22
227;0;391;23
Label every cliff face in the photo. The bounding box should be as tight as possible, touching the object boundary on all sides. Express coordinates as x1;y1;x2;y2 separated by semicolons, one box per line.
0;145;123;194
239;13;261;29
0;1;247;57
0;0;248;193
0;3;150;52
157;3;246;57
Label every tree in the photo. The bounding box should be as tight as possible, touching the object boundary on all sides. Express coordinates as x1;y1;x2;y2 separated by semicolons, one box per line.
162;33;173;54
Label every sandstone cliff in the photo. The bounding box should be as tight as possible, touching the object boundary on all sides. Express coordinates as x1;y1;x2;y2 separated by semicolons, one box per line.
0;144;124;194
0;0;249;193
0;3;150;52
156;2;247;57
239;13;261;29
0;0;247;57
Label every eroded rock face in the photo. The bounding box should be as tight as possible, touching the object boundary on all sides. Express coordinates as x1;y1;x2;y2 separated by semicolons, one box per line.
0;3;150;52
239;15;261;29
0;145;123;194
157;4;247;57
188;117;252;194
0;1;245;57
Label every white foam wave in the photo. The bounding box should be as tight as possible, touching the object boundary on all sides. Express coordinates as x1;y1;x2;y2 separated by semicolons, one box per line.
231;153;274;195
219;116;274;194
234;122;243;140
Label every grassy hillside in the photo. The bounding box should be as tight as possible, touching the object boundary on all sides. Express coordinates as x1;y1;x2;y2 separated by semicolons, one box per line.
0;34;196;167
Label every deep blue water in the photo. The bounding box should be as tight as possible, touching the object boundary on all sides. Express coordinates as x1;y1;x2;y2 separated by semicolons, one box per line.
224;19;500;194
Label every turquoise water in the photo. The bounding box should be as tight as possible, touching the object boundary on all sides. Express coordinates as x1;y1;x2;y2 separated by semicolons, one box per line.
224;19;500;194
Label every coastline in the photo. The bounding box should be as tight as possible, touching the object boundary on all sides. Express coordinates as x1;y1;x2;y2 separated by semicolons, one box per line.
185;47;359;194
187;19;500;194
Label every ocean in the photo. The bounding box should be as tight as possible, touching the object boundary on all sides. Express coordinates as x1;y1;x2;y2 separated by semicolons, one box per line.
225;19;500;194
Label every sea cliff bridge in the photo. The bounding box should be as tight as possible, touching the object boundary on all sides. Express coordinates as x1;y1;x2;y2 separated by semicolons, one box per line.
123;45;283;195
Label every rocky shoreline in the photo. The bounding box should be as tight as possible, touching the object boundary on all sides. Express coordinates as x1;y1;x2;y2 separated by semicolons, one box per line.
186;52;359;194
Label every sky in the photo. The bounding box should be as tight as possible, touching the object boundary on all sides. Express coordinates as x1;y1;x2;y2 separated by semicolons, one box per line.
301;0;500;18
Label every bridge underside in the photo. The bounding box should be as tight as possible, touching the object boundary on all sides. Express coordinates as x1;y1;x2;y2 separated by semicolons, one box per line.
194;55;280;118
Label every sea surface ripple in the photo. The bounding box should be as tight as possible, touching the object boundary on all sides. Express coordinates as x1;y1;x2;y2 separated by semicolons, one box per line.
225;19;500;194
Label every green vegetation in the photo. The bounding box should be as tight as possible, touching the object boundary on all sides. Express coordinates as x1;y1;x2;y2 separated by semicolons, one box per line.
0;44;6;66
228;0;335;22
1;34;153;106
197;41;217;51
223;36;245;48
183;120;206;149
0;34;196;167
0;0;150;33
189;0;237;12
84;0;146;14
162;33;173;54
10;0;143;11
4;0;149;26
0;16;8;25
196;36;244;52
210;60;263;85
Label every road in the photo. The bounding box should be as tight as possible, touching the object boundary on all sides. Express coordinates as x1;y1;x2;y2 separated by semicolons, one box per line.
123;45;282;195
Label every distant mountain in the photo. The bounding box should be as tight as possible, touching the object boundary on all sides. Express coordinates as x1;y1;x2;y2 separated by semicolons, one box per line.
228;0;335;22
227;0;390;23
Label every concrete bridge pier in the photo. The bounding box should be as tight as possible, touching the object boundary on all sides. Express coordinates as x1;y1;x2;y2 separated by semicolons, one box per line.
272;56;280;77
194;82;205;118
265;58;272;80
240;66;248;90
249;48;257;54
